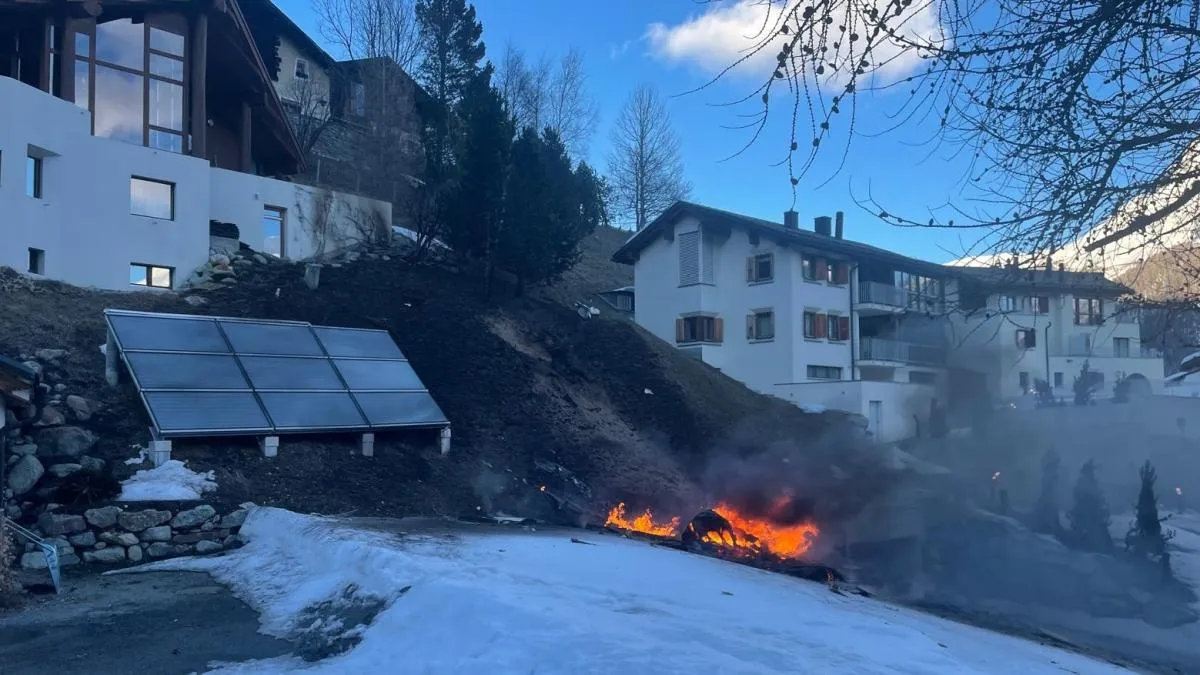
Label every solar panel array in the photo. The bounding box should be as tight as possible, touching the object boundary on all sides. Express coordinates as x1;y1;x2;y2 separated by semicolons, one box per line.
104;309;448;439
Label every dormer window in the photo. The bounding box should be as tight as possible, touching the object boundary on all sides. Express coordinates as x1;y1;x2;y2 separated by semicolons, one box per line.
295;58;310;80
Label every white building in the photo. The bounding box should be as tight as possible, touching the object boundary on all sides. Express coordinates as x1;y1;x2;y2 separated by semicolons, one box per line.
0;0;389;292
614;201;1167;442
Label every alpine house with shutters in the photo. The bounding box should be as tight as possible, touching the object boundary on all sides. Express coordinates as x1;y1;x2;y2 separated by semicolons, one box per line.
613;201;957;443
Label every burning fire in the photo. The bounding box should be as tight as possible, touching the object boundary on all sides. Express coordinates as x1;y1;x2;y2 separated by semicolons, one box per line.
603;499;819;560
604;503;681;537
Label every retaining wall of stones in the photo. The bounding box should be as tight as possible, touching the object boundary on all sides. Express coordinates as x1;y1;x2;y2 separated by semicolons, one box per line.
17;503;247;570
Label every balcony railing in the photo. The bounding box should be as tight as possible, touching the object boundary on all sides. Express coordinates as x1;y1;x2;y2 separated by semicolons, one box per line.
856;282;945;313
1050;345;1162;359
859;337;947;366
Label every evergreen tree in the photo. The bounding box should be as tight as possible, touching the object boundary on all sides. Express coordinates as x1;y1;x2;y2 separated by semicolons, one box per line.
1073;360;1098;406
1067;459;1112;551
499;128;606;292
1032;447;1063;535
442;70;513;294
1125;461;1176;578
415;0;488;180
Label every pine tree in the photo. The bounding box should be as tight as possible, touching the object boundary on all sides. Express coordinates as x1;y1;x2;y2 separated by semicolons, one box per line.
1125;461;1176;578
415;0;488;180
1067;459;1112;551
1032;447;1063;535
1073;360;1097;406
442;71;513;294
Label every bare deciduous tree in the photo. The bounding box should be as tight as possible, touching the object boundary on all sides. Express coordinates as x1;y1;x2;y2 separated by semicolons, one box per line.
314;0;421;71
696;0;1200;289
607;84;692;230
495;44;598;158
285;76;335;156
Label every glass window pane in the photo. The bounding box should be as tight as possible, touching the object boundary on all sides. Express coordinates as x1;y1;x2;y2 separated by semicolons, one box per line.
149;27;184;57
96;19;144;70
258;392;367;430
354;392;448;427
95;65;144;145
129;264;147;286
74;58;90;109
219;321;324;356
150;266;171;288
149;130;183;153
239;356;344;390
145;391;271;435
25;156;40;198
335;359;424;390
149;78;183;130
149;53;184;81
130;177;173;219
107;313;230;352
263;207;284;257
75;31;90;57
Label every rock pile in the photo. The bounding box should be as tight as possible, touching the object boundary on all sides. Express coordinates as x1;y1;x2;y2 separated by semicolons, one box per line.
18;503;248;570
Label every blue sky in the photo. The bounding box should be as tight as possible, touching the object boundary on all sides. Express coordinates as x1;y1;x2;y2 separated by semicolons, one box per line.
280;0;978;263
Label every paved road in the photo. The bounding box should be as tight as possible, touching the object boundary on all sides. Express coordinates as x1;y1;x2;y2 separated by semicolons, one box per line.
0;570;290;675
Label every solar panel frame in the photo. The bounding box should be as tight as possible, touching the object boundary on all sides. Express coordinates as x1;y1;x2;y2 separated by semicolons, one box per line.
103;309;449;440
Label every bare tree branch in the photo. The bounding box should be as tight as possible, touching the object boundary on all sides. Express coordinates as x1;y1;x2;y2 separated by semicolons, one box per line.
607;84;692;230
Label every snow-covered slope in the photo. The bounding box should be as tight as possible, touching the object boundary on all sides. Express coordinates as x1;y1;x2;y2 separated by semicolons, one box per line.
132;507;1131;674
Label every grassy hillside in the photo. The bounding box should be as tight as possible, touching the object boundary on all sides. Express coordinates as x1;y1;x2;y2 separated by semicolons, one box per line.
0;234;839;523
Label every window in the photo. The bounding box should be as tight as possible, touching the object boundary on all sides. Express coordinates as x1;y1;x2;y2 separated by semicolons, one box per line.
27;248;45;275
747;310;775;341
130;177;175;219
827;314;850;341
807;365;843;380
829;262;850;285
676;316;722;344
263;206;286;258
1114;337;1131;357
746;253;774;283
1074;297;1103;325
352;82;366;117
909;371;937;385
295;58;310;80
1019;371;1030;392
1032;296;1050;314
82;20;186;153
894;270;944;310
1054;372;1064;388
25;154;42;198
1015;328;1037;349
1000;295;1020;312
129;263;173;289
678;231;700;285
802;255;828;282
803;311;820;339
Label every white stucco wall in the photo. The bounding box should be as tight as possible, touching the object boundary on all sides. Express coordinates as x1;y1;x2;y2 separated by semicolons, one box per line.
774;380;937;443
274;36;331;120
0;76;389;291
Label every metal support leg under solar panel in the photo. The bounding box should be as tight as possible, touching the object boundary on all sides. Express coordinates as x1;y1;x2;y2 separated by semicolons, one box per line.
361;433;375;457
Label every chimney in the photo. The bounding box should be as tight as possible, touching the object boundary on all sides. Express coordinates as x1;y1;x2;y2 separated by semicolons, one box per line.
784;210;799;229
834;211;844;239
1045;255;1053;272
814;215;832;236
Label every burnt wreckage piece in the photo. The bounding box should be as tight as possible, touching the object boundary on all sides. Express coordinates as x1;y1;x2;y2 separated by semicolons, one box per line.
683;510;750;552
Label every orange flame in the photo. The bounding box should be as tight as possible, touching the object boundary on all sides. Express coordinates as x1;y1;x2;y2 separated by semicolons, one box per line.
711;503;819;559
604;502;681;537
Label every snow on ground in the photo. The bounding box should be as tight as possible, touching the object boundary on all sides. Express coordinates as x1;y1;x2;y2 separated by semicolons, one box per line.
1111;509;1200;600
118;460;217;501
129;507;1132;675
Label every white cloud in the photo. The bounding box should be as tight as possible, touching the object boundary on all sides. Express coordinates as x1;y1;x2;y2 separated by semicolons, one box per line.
646;0;942;84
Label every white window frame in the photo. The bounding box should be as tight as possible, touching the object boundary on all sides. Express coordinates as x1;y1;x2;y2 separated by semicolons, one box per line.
295;57;310;80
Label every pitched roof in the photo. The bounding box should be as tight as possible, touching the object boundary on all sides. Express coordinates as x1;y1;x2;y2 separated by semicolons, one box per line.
611;201;947;275
952;266;1130;295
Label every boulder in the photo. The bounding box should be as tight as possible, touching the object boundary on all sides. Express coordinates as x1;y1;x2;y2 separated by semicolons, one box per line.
83;547;127;564
220;509;249;529
146;542;173;557
141;526;172;542
34;348;68;363
48;463;83;478
117;509;172;532
34;426;97;459
127;545;144;563
100;531;139;547
68;531;97;547
34;406;66;427
195;540;223;554
10;443;38;457
65;395;93;421
20;551;50;570
7;455;44;496
171;505;217;529
85;506;122;528
79;455;106;473
37;512;86;536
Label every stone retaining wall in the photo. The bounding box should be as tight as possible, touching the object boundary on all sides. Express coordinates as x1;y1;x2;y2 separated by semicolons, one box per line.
17;503;248;570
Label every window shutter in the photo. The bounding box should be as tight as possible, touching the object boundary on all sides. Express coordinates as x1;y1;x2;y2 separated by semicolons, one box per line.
676;318;685;343
714;318;724;343
834;263;849;284
815;259;828;281
838;316;850;340
815;313;828;338
746;256;755;282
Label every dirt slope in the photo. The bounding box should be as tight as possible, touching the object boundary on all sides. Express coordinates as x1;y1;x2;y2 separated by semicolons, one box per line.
0;240;838;522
